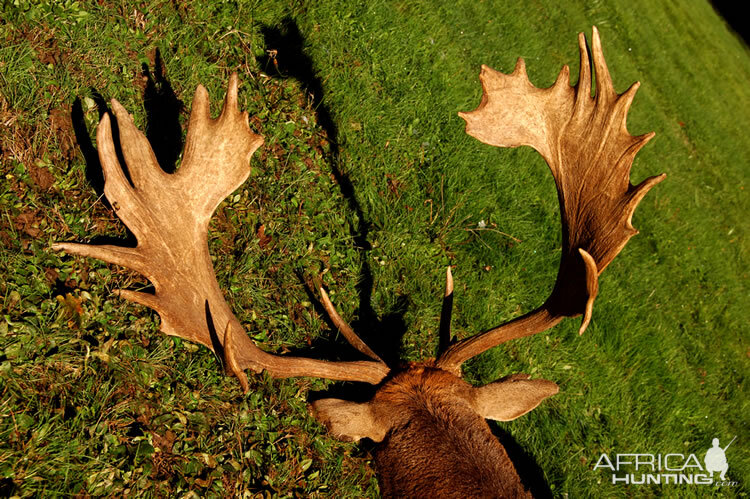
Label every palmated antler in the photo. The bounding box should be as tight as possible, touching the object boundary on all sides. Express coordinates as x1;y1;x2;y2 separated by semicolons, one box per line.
437;27;665;371
53;74;389;390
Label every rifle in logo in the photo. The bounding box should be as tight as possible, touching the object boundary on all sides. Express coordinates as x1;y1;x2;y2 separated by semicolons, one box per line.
704;436;736;481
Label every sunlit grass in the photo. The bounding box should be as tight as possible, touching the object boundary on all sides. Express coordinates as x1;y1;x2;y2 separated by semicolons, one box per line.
1;0;747;496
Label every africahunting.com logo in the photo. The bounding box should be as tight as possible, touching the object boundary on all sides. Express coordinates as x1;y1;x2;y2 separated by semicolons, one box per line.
594;436;738;487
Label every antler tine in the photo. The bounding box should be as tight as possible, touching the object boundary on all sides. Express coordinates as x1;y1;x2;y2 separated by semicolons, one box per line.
53;73;390;391
437;267;454;359
315;278;384;363
438;28;665;372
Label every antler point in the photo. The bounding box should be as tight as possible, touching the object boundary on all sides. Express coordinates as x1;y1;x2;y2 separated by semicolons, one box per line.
445;266;454;297
513;57;527;75
223;321;250;393
109;99;128;118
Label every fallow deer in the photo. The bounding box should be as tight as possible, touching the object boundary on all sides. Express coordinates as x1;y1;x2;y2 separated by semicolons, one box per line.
53;27;664;498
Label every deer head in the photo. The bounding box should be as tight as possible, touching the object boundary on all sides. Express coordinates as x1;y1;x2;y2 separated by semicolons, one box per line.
53;27;663;497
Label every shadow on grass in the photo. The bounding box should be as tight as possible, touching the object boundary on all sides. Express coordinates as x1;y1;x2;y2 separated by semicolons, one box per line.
260;17;407;366
70;48;182;193
0;478;18;498
711;1;749;44
490;424;554;498
71;89;107;197
141;49;184;174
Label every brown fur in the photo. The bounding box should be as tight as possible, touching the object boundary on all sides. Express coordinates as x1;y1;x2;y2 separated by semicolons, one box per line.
352;365;531;498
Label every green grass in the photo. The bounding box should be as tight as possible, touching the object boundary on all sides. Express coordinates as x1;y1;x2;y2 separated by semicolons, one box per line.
1;0;748;497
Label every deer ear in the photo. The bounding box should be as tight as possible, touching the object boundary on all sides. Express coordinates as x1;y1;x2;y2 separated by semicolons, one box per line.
310;398;388;443
473;375;559;422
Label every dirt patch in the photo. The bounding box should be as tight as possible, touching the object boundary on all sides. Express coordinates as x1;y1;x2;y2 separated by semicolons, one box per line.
13;209;44;238
49;105;77;162
23;24;68;68
28;164;55;191
0;228;13;250
256;224;273;249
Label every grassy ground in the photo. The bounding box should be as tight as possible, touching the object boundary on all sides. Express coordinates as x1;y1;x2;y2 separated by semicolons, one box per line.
1;0;748;497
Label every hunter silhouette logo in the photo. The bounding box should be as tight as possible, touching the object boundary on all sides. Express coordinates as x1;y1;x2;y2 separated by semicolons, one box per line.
704;436;735;481
594;436;738;486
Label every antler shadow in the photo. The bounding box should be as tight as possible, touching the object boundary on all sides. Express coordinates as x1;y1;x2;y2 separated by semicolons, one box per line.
260;17;407;365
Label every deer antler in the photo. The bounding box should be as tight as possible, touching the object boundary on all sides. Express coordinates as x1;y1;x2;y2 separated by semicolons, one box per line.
437;27;665;371
53;74;389;390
